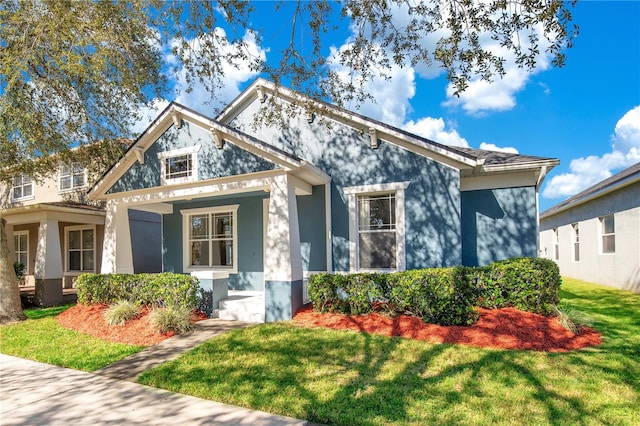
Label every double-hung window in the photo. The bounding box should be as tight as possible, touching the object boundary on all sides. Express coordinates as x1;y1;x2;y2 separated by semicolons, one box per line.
59;164;86;191
572;223;580;262
181;205;238;272
553;228;559;260
66;226;95;272
11;174;33;201
13;231;29;272
601;215;615;254
158;145;201;185
358;193;397;269
344;182;409;272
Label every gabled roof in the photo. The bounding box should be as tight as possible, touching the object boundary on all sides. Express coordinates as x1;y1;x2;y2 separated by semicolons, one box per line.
216;78;559;173
541;162;640;219
88;102;329;199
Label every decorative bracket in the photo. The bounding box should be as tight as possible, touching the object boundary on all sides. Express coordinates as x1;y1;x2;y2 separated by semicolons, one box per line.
132;146;145;164
256;86;266;103
369;128;378;149
211;129;224;149
171;110;182;128
306;111;314;123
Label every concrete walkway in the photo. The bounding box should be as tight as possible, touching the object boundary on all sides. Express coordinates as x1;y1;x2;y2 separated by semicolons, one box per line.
0;355;317;425
1;319;321;425
95;319;253;381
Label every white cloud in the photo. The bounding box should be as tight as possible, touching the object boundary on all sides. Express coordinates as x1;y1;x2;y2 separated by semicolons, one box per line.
172;28;267;115
130;98;170;136
612;106;640;153
327;44;415;127
404;117;469;147
443;28;552;114
479;142;519;154
542;106;640;199
131;28;267;134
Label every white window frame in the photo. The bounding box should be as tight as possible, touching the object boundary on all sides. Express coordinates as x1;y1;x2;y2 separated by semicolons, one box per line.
11;174;34;202
181;205;239;273
64;225;96;274
13;231;29;274
58;164;87;193
600;214;615;254
572;223;580;262
553;228;559;261
158;145;201;186
343;182;409;272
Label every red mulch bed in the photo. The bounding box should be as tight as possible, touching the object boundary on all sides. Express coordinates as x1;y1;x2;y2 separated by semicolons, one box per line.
292;305;602;352
57;304;601;352
57;304;207;346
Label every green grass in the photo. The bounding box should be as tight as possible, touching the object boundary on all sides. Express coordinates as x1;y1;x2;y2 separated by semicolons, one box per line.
0;304;144;372
139;278;640;425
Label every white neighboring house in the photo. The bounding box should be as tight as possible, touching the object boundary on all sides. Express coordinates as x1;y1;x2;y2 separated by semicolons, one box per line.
539;162;640;293
1;159;162;307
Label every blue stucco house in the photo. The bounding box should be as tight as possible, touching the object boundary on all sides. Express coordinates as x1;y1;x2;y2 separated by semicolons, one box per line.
88;79;559;322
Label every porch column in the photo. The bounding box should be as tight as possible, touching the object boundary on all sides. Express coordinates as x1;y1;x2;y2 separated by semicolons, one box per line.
264;174;303;322
34;219;63;306
101;200;134;274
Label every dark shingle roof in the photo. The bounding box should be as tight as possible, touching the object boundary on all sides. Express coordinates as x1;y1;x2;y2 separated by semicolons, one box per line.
541;161;640;218
452;147;556;166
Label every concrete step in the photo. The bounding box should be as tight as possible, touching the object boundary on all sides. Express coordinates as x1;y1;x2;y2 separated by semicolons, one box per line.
217;309;265;323
217;294;264;323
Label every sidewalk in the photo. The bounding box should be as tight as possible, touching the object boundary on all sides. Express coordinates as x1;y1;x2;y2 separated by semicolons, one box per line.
1;319;321;425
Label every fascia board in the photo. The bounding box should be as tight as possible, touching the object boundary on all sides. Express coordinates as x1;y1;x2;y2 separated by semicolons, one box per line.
89;102;304;200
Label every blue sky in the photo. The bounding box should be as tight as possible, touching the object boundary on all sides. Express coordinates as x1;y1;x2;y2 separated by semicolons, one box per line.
138;1;640;212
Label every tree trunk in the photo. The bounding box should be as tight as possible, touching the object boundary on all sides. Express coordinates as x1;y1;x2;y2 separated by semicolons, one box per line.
0;217;26;323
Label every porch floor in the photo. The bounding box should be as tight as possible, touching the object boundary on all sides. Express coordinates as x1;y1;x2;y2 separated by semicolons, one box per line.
19;285;78;306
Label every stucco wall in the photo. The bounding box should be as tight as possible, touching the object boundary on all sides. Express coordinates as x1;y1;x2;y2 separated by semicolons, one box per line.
540;183;640;292
228;101;463;269
461;186;538;266
107;120;276;194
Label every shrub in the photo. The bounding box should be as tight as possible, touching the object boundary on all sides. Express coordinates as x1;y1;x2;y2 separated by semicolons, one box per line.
150;306;193;334
387;267;478;326
104;300;140;326
76;273;200;310
309;267;478;326
473;257;561;315
552;302;593;334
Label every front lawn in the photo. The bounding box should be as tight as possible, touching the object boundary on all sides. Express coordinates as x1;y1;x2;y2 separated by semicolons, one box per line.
0;304;144;372
138;278;640;425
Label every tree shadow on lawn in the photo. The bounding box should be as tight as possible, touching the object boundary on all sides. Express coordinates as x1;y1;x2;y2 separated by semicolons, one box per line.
558;286;640;391
141;324;628;425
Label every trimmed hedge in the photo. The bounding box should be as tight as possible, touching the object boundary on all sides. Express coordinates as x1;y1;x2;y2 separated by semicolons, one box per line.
308;257;561;325
387;267;478;326
76;273;200;310
473;257;560;315
308;267;478;326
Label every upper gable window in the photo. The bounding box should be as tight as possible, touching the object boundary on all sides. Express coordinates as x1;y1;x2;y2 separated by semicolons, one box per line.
11;174;33;201
158;145;201;185
59;164;86;192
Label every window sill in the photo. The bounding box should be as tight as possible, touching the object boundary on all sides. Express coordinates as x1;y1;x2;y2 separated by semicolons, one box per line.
58;187;86;195
11;195;35;203
185;266;237;275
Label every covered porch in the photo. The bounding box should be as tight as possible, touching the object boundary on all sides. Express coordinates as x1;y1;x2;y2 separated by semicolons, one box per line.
2;203;105;307
100;168;330;323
